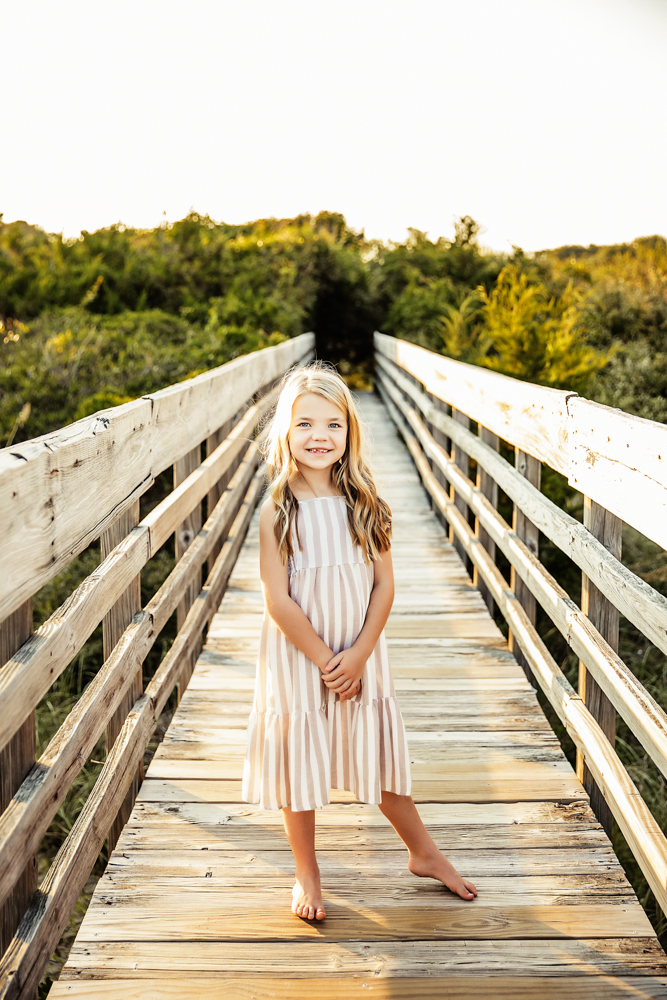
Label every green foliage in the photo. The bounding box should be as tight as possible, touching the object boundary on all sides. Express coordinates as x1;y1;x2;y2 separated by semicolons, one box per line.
479;265;611;391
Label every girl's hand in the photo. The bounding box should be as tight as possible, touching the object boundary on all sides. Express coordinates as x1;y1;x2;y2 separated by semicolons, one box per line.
323;646;366;701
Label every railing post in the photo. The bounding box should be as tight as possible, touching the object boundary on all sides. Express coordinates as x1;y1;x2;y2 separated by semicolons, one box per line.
450;408;472;575
102;500;142;851
474;427;499;612
206;408;247;567
175;446;203;698
0;599;36;992
426;393;450;533
508;449;541;679
577;498;621;837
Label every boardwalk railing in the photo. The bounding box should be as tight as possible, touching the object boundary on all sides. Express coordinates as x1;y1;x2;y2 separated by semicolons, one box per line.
0;333;314;999
375;331;667;917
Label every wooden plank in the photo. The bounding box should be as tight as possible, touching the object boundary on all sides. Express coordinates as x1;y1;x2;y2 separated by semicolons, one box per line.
63;937;667;978
578;498;622;837
76;899;652;941
47;976;667;998
568;395;667;550
0;600;36;974
509;449;541;679
125;798;594;826
375;332;572;474
102;500;142;851
450;408;472;572
118;821;609;853
145;758;575;782
105;846;622;878
0;333;313;623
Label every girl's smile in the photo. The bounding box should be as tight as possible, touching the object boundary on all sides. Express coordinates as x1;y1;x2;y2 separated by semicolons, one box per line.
289;392;347;472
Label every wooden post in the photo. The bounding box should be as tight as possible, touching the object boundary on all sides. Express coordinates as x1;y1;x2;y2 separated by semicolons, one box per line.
509;449;541;679
103;500;142;851
450;408;472;576
175;445;203;698
428;394;450;532
577;498;621;837
206;408;247;567
0;599;37;983
474;427;499;613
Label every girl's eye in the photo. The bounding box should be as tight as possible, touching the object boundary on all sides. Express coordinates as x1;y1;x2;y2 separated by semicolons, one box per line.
329;422;341;428
297;421;310;428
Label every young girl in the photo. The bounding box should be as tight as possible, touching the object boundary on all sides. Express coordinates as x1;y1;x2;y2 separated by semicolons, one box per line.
242;362;477;920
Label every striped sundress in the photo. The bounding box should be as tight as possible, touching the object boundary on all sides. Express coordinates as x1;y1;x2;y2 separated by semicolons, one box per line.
242;495;411;811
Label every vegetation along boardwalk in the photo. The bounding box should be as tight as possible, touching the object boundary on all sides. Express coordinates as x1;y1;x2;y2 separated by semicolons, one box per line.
49;394;667;998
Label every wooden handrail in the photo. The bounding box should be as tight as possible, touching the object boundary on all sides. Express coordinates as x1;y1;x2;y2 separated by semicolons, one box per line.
0;386;278;753
376;351;667;662
378;369;667;920
378;366;667;780
0;333;314;623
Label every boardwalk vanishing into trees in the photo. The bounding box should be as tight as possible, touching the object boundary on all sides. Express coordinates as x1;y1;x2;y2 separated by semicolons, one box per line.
2;334;667;997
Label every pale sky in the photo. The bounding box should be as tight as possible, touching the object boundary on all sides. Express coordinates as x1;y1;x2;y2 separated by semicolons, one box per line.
2;0;666;252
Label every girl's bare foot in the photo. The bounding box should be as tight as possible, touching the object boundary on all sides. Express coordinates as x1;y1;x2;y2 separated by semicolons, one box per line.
408;850;478;900
292;869;326;920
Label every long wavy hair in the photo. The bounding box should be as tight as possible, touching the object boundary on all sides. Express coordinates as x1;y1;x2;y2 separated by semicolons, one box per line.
262;362;392;564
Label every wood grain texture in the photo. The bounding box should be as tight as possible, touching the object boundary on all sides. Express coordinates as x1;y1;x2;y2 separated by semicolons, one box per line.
568;394;667;550
475;425;499;612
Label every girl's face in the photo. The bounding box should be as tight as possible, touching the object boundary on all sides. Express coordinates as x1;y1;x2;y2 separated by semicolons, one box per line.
288;392;348;473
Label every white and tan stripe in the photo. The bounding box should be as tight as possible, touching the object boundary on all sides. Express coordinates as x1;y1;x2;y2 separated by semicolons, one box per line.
242;496;411;811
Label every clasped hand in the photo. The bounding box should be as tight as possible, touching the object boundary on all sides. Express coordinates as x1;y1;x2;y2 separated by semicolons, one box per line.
323;645;366;701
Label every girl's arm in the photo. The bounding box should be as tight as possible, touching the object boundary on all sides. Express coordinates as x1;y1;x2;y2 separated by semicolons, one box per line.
324;547;394;699
259;500;334;671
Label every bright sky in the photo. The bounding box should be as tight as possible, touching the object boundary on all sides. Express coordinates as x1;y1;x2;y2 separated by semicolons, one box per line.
2;0;666;252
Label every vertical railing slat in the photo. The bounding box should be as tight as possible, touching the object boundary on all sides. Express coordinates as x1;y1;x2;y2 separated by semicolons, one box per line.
450;408;472;574
0;600;36;996
577;498;621;836
102;500;142;852
475;427;499;612
509;449;541;679
174;447;204;697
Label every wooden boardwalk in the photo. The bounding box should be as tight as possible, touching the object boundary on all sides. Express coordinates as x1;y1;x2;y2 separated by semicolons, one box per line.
51;394;667;998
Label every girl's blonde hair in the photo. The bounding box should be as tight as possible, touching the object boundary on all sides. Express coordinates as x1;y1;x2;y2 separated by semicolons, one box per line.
262;361;391;563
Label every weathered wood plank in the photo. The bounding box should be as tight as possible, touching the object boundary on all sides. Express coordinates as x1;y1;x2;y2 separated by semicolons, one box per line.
568;395;667;550
48;976;667;998
76;899;652;941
